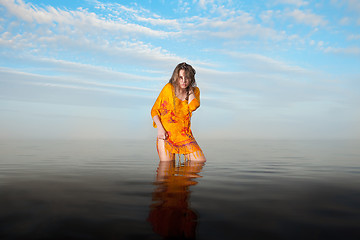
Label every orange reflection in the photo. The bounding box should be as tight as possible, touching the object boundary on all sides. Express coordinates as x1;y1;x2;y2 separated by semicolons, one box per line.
148;160;205;239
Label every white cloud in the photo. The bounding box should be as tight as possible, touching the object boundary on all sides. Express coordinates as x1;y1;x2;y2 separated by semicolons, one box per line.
0;0;174;38
183;14;286;41
0;31;35;49
0;67;159;111
285;9;327;27
324;46;360;55
347;34;360;40
185;12;252;29
116;4;139;13
347;0;360;12
1;0;295;45
196;69;346;119
222;51;310;75
275;0;309;7
260;10;274;24
197;0;215;9
0;66;157;92
0;24;184;71
134;15;180;29
177;0;191;13
28;57;165;82
98;40;183;66
340;17;350;25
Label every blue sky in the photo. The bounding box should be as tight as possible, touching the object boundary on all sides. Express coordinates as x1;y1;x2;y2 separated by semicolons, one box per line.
0;0;359;140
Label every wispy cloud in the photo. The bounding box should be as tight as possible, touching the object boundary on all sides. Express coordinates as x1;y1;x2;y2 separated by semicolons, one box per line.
285;9;327;27
324;46;360;55
340;17;350;25
0;67;157;93
0;67;156;110
135;16;180;29
275;0;309;7
1;0;175;38
222;51;310;74
347;34;360;40
182;14;286;41
197;0;215;9
347;0;360;12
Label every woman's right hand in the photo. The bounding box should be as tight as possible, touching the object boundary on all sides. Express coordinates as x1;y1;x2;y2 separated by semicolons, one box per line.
157;126;168;140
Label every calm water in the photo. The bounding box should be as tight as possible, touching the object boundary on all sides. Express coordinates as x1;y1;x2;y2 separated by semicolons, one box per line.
0;139;360;240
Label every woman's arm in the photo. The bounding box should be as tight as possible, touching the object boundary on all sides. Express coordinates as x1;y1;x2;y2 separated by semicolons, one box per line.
153;115;168;140
188;87;200;112
188;88;195;103
151;83;170;128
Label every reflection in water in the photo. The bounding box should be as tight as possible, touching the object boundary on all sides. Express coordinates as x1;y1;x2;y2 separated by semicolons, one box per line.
148;160;205;239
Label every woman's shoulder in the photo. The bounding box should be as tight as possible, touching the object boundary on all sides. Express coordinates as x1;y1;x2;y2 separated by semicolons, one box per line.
163;83;173;92
193;86;200;93
159;82;173;96
164;82;173;89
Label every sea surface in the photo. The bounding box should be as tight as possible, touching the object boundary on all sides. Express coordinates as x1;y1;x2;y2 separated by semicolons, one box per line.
0;139;360;240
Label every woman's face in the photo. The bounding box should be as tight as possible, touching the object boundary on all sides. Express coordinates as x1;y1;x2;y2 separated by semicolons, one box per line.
178;69;190;89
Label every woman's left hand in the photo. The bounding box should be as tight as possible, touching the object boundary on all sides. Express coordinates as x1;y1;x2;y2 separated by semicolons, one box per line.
188;87;194;95
188;87;195;102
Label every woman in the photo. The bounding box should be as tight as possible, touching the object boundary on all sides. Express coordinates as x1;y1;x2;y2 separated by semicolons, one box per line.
151;62;206;162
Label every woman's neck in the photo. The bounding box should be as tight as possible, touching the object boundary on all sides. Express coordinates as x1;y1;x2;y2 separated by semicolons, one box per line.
175;85;186;95
174;86;188;101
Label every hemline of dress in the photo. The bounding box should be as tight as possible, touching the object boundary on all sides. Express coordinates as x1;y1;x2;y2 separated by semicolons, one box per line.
164;139;204;158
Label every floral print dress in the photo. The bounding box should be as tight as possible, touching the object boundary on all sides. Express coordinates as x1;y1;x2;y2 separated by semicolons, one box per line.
151;83;203;158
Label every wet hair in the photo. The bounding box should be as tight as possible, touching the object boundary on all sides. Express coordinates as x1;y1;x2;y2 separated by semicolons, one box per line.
169;62;197;93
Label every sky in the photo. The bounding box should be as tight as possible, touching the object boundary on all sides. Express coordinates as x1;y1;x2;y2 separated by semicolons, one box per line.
0;0;359;140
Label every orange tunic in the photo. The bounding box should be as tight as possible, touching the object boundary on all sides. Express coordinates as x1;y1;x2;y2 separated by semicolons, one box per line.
151;83;203;157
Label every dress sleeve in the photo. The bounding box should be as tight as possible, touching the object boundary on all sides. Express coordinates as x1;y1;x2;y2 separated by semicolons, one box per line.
188;87;200;113
151;83;170;128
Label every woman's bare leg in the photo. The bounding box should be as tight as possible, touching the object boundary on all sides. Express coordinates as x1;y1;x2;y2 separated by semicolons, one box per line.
157;139;175;161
